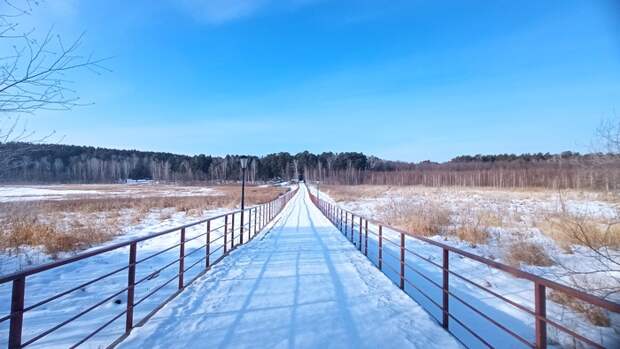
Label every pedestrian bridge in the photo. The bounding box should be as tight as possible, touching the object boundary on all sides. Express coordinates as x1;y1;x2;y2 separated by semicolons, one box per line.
118;184;459;348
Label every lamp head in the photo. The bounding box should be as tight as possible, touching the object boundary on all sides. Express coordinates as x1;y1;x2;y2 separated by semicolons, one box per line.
240;156;249;169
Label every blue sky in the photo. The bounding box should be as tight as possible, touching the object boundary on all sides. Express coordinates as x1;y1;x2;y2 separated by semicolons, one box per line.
25;0;620;161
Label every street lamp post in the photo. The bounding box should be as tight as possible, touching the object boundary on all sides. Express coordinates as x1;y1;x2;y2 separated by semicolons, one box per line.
317;180;320;202
240;157;248;245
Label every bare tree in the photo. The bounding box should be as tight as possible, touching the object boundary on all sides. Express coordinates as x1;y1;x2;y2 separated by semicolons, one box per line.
596;112;620;155
0;0;106;168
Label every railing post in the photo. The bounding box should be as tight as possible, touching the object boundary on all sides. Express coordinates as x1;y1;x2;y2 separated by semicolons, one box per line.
254;207;258;236
442;248;449;329
400;232;405;290
328;203;331;221
206;220;211;268
358;217;362;250
8;276;25;349
337;208;340;230
364;220;368;256
350;214;354;243
231;213;236;250
329;204;332;222
340;209;343;232
338;208;341;230
344;212;347;237
240;210;245;245
378;225;383;270
535;282;547;349
125;242;137;333
179;228;185;290
224;215;228;254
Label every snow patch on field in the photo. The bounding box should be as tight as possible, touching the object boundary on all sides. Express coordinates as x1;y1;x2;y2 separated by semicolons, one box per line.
0;187;101;202
0;184;220;202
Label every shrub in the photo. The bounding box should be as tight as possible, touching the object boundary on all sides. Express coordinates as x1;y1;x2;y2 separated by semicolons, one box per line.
505;241;554;267
536;211;620;251
322;185;389;202
549;290;610;327
1;216;114;257
453;224;489;246
378;198;451;236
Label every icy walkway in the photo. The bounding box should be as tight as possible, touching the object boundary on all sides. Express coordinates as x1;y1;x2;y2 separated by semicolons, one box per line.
118;185;460;348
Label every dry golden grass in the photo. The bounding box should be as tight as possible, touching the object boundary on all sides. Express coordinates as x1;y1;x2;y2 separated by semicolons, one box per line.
0;185;287;256
535;211;620;252
452;224;489;246
448;208;499;246
0;216;115;257
321;185;390;202
505;241;554;267
549;290;610;327
377;198;451;236
215;185;288;207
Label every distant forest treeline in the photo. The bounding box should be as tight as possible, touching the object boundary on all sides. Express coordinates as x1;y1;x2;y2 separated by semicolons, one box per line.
1;143;619;190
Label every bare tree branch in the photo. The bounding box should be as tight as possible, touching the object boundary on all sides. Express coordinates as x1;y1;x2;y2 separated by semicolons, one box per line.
0;0;106;168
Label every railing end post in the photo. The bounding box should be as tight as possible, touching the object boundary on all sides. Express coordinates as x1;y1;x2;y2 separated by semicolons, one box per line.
442;248;449;330
125;242;137;333
535;282;547;349
400;232;405;290
378;225;383;271
8;276;25;349
206;220;211;268
178;228;186;290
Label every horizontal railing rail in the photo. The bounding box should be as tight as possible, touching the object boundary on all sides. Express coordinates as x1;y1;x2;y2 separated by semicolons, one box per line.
309;189;620;349
1;186;298;349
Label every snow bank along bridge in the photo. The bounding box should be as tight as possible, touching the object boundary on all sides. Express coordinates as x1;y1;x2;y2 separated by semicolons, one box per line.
1;184;619;348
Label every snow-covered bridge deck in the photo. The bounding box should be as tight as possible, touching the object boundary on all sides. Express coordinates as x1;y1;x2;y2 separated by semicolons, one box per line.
118;185;460;348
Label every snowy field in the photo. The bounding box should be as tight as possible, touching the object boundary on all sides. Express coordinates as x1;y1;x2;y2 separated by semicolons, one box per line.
0;183;287;273
312;184;620;348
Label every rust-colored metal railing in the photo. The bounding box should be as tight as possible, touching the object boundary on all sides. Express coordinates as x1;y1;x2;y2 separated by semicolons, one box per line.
0;186;298;349
309;190;620;349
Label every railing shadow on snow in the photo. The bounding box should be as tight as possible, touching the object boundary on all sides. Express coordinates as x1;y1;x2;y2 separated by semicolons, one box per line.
308;190;620;349
0;186;298;349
